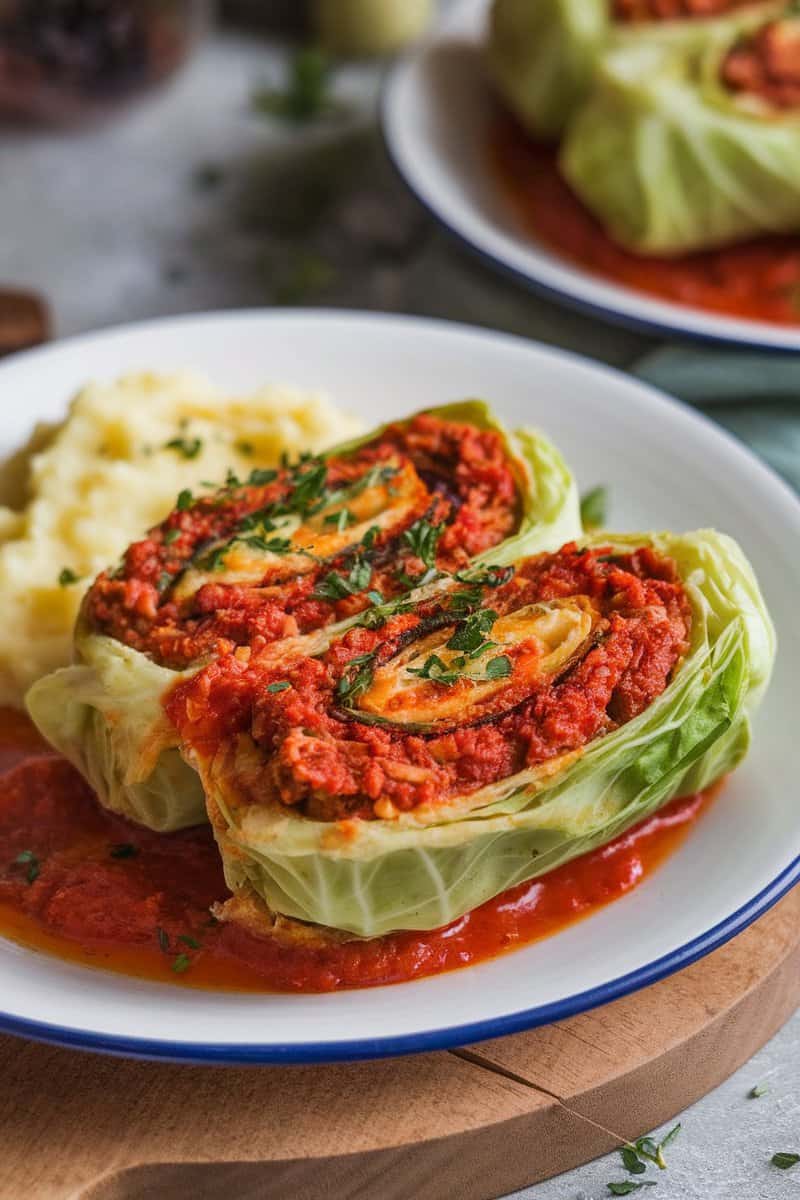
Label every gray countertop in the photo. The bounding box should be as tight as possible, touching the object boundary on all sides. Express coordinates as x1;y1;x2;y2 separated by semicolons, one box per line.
1;26;797;1200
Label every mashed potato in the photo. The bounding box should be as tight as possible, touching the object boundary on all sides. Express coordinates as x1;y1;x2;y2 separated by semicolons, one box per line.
0;372;361;706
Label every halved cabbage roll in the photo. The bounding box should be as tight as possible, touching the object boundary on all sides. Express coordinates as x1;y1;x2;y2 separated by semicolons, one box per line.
487;0;781;139
26;403;580;833
166;530;774;937
561;8;800;253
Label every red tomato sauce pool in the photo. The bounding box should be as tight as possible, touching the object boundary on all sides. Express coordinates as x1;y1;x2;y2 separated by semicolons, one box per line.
489;111;800;327
0;708;713;993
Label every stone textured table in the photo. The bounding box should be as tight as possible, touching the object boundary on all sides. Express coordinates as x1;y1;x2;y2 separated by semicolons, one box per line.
0;25;797;1200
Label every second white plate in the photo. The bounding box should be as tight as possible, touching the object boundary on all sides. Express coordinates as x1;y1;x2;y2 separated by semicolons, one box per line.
382;0;800;352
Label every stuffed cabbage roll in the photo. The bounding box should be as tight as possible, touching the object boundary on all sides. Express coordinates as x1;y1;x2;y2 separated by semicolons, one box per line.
166;530;774;937
561;8;800;253
487;0;780;139
26;403;580;832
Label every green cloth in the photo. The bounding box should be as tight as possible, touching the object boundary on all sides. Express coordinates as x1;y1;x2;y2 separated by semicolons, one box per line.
633;347;800;492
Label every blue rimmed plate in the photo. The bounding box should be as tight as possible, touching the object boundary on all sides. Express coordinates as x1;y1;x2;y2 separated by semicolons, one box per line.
0;309;797;1063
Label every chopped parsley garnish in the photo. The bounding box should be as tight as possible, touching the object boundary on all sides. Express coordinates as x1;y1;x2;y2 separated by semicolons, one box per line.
171;953;192;974
253;47;334;123
446;610;497;655
176;488;193;511
455;565;515;589
607;1184;656;1196
58;567;81;587
403;518;443;569
749;1083;769;1098
156;926;170;954
165;436;203;460
110;843;138;860
485;655;512;679
407;654;462;687
163;528;181;545
336;653;376;704
629;1125;680;1171
580;485;608;530
156;571;174;592
237;535;292;555
178;935;200;950
772;1153;800;1170
15;849;39;884
312;557;372;601
267;681;291;694
248;467;279;487
290;463;329;514
362;525;380;551
195;545;230;573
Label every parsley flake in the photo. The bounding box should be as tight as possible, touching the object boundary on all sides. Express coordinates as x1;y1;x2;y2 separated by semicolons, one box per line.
165;436;203;460
403;519;443;570
772;1153;800;1170
580;485;608;530
607;1184;656;1196
267;681;291;694
171;953;192;974
176;489;193;511
58;567;81;587
15;849;40;884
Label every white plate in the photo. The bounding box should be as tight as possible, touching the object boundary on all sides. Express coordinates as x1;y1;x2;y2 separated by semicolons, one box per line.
0;309;797;1063
382;0;800;352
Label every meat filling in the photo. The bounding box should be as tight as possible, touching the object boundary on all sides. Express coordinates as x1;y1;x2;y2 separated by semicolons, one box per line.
84;415;520;669
167;544;692;822
721;17;800;108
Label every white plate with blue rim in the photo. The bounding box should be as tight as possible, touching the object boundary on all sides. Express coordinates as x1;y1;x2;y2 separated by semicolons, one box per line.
381;0;800;353
0;308;798;1063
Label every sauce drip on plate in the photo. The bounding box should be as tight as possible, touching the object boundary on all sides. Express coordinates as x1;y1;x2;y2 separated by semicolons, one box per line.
0;708;713;993
489;112;800;327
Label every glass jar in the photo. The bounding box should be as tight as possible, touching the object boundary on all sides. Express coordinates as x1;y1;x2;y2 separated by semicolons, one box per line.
0;0;211;124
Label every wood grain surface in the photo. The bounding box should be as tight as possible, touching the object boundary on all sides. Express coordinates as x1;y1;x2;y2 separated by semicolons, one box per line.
2;886;798;1200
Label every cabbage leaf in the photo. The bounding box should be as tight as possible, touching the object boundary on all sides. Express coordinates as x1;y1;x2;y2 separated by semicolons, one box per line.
197;529;775;936
561;14;800;254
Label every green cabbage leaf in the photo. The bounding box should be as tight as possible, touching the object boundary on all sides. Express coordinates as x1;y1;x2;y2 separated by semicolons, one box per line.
199;529;775;936
25;634;206;832
561;12;800;254
25;403;579;832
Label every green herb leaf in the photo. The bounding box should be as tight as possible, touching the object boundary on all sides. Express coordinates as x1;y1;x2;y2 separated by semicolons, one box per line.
772;1153;800;1169
267;681;291;694
403;518;443;569
110;843;138;860
485;655;512;680
248;467;279;487
620;1147;647;1176
171;953;192;974
165;436;203;460
178;935;200;950
58;567;81;587
312;557;372;602
607;1184;656;1196
163;528;181;546
156;926;170;954
176;488;193;511
447;610;497;655
580;485;608;530
749;1083;769;1098
15;849;40;884
325;509;353;533
253;48;335;123
362;525;380;551
290;463;329;514
336;653;376;704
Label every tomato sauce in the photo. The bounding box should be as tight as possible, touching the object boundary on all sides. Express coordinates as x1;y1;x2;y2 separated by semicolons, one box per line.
0;709;712;993
489;111;800;326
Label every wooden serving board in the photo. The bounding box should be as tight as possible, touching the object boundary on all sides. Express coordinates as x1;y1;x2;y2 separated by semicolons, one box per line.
2;886;799;1200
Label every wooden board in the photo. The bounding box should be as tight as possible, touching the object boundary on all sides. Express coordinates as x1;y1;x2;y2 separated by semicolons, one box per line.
1;886;798;1200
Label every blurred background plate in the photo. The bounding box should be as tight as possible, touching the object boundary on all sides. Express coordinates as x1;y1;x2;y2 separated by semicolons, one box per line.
0;309;797;1063
381;0;800;352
